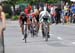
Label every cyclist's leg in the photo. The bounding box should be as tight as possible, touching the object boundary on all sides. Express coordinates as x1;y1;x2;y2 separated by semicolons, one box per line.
34;17;39;35
21;22;25;40
41;22;45;38
22;24;24;35
27;18;31;31
21;20;24;35
36;17;40;32
35;19;39;36
48;23;50;38
37;22;39;32
29;18;33;34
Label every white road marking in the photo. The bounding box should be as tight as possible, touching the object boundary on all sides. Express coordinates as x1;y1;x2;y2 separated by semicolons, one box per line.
72;42;75;45
49;33;54;36
57;37;63;40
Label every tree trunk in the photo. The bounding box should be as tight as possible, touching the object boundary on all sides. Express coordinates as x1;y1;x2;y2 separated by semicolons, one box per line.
13;4;15;15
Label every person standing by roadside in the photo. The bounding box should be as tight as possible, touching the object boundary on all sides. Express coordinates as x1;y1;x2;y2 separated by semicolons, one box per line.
50;4;56;23
55;5;61;24
64;2;69;23
71;3;75;23
0;5;6;53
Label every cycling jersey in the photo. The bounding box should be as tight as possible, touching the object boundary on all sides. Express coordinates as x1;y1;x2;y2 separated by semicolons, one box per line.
27;12;39;22
39;11;51;23
19;12;27;25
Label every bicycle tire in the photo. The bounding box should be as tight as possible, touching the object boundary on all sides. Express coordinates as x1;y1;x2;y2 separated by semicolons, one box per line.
43;22;49;41
24;24;27;43
24;33;27;43
45;34;48;41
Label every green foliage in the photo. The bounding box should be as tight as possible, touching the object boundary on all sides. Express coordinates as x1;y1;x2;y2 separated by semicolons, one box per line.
3;4;12;15
5;0;70;5
12;15;19;20
16;0;26;4
47;0;58;3
27;0;61;5
8;0;26;5
5;13;11;19
6;13;19;20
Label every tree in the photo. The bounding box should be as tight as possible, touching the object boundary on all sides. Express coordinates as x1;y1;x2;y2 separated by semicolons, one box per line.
7;0;26;15
7;0;18;15
27;0;61;5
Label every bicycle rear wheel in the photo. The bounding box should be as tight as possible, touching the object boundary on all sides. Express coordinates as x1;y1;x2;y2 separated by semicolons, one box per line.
43;23;49;41
45;35;48;41
24;34;27;43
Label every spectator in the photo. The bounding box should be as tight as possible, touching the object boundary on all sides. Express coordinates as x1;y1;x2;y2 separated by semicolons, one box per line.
71;3;75;23
0;5;6;53
55;5;61;24
50;4;56;23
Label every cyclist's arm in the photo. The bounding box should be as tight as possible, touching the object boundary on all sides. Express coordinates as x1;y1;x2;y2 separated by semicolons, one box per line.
39;14;44;23
19;16;23;27
39;11;45;22
47;12;51;18
19;16;22;24
46;12;52;23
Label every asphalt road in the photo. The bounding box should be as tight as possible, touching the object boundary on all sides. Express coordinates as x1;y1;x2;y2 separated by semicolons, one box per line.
3;20;75;53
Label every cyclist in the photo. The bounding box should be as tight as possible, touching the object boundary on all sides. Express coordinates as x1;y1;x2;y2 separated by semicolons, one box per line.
39;10;51;38
24;5;33;30
27;9;40;33
19;12;27;35
33;9;40;32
